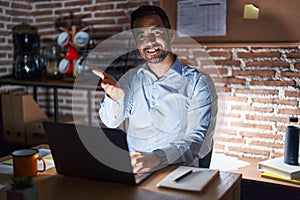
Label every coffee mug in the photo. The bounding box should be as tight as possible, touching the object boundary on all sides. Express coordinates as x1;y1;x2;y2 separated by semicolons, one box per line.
59;58;73;74
74;31;89;47
57;32;71;47
75;59;83;72
12;149;46;177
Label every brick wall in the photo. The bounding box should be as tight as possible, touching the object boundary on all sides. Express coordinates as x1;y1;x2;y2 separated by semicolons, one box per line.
202;44;300;159
171;42;300;159
0;0;300;159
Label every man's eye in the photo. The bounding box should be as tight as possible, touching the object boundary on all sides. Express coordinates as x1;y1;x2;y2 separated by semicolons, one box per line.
136;34;145;41
153;30;163;36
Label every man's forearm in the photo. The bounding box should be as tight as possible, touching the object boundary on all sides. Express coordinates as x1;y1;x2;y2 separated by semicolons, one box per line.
99;95;126;128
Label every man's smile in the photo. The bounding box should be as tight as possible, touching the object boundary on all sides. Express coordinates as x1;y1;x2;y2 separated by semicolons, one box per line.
145;47;162;56
143;44;164;56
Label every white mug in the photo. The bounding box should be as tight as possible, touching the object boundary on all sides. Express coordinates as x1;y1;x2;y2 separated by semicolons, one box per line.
57;32;70;47
75;59;83;72
74;31;89;47
59;58;73;74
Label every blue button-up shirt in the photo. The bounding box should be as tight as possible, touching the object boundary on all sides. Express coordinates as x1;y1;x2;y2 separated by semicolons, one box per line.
99;57;218;166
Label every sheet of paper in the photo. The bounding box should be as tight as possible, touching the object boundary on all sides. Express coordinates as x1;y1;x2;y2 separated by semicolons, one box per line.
210;153;250;171
177;0;226;37
0;163;13;175
243;4;259;19
0;184;5;191
0;148;55;175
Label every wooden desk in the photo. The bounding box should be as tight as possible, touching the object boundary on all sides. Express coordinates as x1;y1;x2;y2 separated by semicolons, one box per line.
232;157;300;188
231;157;300;199
0;154;242;200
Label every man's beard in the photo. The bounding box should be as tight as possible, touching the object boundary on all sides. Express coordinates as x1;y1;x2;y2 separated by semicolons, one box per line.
144;50;169;63
141;43;170;64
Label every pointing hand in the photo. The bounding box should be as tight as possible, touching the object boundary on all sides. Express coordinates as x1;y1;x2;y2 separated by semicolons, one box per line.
92;68;125;101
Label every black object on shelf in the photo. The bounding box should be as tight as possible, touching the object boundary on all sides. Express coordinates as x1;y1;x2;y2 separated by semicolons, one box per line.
284;125;300;166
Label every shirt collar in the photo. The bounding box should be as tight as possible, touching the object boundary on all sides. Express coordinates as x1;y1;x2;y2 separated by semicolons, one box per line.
136;55;183;77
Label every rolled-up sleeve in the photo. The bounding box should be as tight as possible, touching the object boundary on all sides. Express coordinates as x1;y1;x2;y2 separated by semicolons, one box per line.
99;94;125;128
99;69;135;128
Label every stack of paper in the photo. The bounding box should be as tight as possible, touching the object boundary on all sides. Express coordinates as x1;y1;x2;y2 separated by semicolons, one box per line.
258;157;300;185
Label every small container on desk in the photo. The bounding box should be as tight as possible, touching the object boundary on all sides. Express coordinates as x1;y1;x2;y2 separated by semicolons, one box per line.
284;117;300;166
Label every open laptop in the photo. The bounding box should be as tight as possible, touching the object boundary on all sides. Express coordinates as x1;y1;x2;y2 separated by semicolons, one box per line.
43;121;152;185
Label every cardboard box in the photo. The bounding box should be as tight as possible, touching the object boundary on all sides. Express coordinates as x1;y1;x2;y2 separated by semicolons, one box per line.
1;94;48;145
25;119;50;146
1;94;14;142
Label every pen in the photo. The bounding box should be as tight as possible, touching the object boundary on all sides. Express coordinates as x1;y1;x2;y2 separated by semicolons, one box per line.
172;169;193;183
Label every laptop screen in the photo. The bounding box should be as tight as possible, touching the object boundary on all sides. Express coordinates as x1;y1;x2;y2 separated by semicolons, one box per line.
43;122;139;185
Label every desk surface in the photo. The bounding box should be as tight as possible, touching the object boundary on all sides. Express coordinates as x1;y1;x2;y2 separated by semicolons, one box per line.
231;157;300;189
0;152;241;200
33;167;240;200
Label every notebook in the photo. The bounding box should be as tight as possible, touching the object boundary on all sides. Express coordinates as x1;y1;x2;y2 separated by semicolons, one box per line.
258;157;300;179
157;166;219;192
43;122;152;185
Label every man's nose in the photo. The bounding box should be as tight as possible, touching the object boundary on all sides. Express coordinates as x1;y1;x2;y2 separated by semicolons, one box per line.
146;33;156;43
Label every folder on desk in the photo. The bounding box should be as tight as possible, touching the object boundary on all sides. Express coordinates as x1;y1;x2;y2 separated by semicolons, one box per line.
261;171;300;185
157;166;219;192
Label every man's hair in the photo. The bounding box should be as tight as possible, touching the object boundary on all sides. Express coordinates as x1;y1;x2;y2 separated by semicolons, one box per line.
130;5;171;29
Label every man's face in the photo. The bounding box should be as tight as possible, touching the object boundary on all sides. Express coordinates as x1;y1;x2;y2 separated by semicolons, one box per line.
133;15;172;64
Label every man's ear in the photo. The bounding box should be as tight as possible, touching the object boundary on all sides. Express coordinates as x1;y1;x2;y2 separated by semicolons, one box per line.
168;29;175;43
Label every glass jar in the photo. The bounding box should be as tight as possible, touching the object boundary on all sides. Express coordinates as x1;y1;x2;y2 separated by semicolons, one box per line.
44;44;63;79
12;23;41;79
